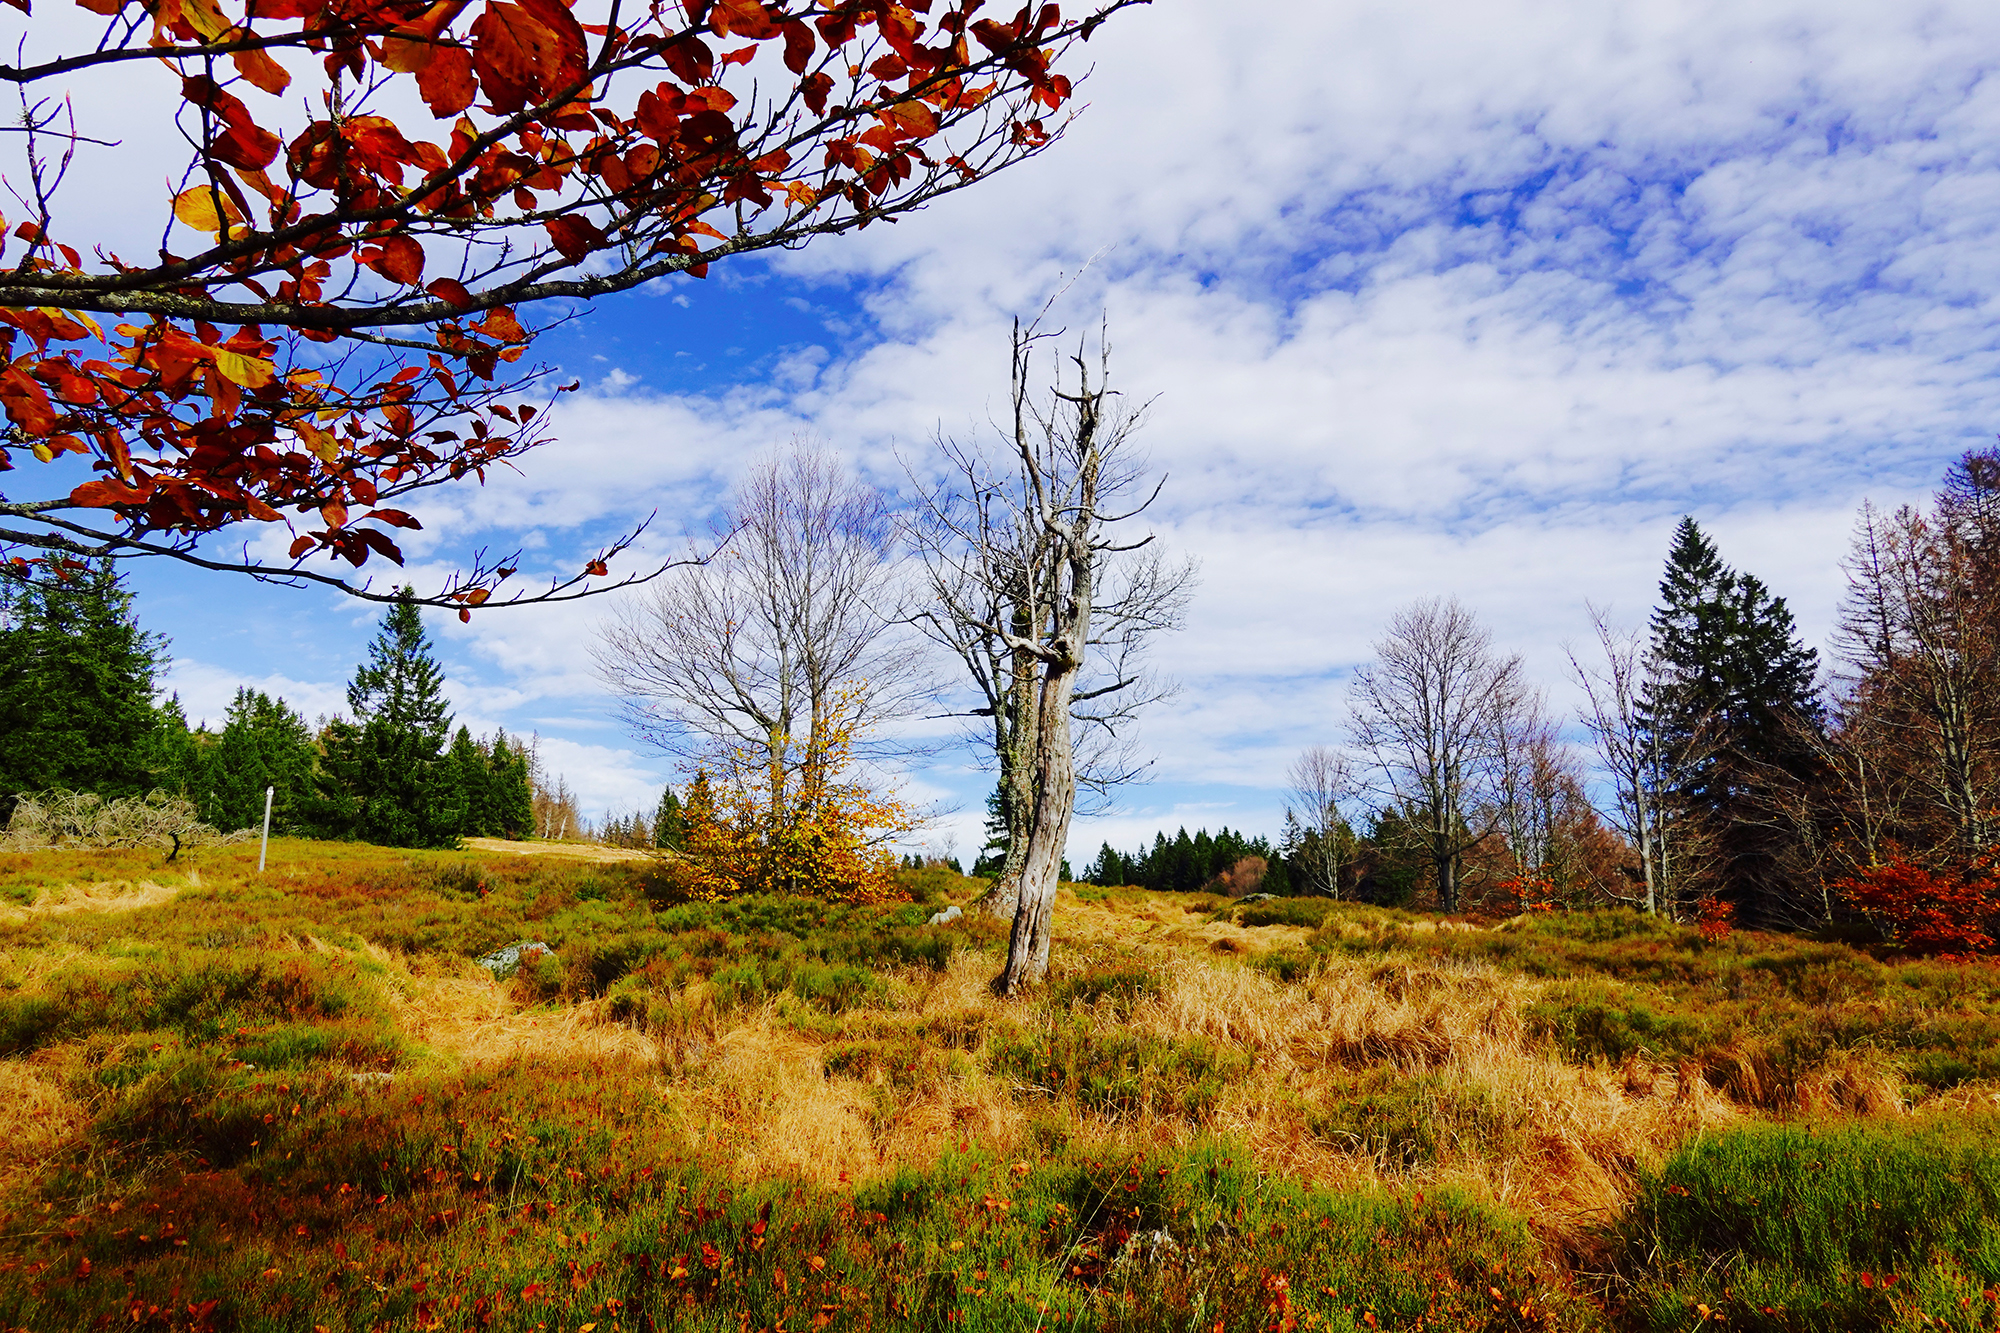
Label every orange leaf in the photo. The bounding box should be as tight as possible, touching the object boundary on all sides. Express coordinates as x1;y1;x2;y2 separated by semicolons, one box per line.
213;347;276;387
70;478;150;507
172;186;246;237
585;558;608;576
477;306;525;340
709;0;776;40
684;218;729;241
882;101;937;137
377;234;425;285
230;43;291;94
320;500;348;528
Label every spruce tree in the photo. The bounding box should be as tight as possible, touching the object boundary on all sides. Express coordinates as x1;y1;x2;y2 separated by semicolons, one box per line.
321;592;459;848
653;784;685;850
488;730;534;839
0;558;167;809
441;726;488;838
1643;517;1823;924
202;688;319;833
143;694;206;799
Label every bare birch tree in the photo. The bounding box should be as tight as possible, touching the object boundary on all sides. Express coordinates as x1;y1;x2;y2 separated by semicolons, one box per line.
910;319;1193;992
1349;598;1524;915
1286;745;1358;898
1566;603;1717;915
596;443;925;825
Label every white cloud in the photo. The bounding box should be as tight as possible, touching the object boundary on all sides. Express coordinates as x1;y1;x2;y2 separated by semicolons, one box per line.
72;0;2000;858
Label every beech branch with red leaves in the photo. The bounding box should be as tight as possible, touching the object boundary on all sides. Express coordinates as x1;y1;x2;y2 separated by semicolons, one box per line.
0;0;1142;612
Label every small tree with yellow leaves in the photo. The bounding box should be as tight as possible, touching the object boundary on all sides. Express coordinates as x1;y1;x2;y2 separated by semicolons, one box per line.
673;705;918;904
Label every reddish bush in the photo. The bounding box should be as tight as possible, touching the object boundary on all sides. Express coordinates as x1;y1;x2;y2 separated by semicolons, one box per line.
1694;897;1735;943
1836;857;1998;956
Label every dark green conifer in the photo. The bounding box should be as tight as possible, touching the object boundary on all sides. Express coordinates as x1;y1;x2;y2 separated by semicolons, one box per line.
320;591;459;847
1643;517;1823;924
202;688;318;832
653;784;685;850
0;558;167;809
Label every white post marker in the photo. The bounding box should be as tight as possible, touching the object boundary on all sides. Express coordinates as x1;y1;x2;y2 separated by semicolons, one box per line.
258;785;274;873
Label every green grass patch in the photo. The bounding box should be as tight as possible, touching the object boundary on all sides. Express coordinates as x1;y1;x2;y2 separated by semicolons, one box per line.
1621;1115;2000;1331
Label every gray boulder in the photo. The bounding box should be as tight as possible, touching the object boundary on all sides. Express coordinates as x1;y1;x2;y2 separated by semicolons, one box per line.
927;904;964;926
477;940;552;979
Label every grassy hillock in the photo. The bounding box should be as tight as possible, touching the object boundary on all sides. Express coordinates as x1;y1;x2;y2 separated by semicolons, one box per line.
3;843;1999;1331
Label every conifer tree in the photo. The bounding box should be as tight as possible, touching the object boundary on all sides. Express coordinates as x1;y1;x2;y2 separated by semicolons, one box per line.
0;558;167;810
1643;517;1823;923
653;785;685;851
202;689;319;833
441;726;488;838
143;695;206;799
488;731;534;840
321;592;459;848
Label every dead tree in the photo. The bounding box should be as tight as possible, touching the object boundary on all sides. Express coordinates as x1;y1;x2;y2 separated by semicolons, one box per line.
910;319;1193;992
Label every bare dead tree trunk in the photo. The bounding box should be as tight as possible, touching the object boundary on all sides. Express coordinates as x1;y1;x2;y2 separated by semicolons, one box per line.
908;315;1193;992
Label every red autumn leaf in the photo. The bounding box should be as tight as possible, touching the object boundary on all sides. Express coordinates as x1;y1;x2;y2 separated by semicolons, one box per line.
70;478;150;506
377;234;426;285
416;45;477;117
544;215;602;260
780;19;813;74
426;277;475;308
477;306;526;341
800;71;834;115
470;1;563;112
585;558;608;576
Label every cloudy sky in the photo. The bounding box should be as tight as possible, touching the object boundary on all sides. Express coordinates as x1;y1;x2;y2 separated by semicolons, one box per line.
77;0;2000;861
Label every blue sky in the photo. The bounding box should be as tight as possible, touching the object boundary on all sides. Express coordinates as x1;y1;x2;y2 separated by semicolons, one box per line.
38;0;2000;862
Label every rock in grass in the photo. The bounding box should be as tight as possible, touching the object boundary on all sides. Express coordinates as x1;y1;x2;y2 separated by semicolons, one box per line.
477;940;552;979
928;904;963;926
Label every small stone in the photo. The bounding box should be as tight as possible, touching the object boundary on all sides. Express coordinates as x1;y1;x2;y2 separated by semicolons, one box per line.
927;905;964;926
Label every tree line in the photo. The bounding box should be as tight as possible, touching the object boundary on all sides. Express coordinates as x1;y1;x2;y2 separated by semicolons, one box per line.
0;567;536;849
1111;448;2000;950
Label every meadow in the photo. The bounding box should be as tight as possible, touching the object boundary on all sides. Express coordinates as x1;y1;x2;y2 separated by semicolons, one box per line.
2;843;1998;1332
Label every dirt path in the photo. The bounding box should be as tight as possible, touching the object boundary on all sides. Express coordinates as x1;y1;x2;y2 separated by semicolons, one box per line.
461;837;655;863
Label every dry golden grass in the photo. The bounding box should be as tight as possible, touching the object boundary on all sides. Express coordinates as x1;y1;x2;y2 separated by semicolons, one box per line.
0;877;182;923
0;1058;87;1194
344;940;663;1070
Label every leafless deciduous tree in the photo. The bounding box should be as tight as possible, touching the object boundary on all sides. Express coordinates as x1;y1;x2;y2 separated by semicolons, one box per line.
1285;745;1357;898
1833;497;2000;857
910;318;1194;992
596;443;925;821
1349;597;1526;915
1566;604;1714;916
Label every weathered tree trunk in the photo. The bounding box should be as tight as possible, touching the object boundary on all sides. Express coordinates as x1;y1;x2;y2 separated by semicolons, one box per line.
997;662;1077;992
981;630;1043;922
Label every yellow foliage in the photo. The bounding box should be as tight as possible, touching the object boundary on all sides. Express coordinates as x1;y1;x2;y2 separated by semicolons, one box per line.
675;699;917;903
